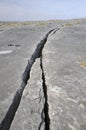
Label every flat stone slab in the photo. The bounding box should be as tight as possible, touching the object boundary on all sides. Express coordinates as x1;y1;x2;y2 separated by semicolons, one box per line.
11;59;45;130
42;20;86;130
0;19;86;130
0;22;59;130
0;23;51;129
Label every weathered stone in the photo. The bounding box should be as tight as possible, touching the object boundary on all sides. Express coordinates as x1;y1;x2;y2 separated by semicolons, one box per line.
0;24;50;130
0;19;86;130
0;22;55;130
11;59;45;130
42;21;86;130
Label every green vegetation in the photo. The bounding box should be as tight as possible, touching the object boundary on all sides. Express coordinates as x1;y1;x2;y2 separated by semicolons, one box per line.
0;22;20;27
35;21;47;26
64;23;73;27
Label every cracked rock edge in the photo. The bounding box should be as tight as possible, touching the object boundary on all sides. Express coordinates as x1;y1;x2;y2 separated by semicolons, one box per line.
39;54;50;130
0;28;55;130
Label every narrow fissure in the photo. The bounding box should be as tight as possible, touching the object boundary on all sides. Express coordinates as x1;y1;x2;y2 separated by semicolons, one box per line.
0;28;55;130
40;55;50;130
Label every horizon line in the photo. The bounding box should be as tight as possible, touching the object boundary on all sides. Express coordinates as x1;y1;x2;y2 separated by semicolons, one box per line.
0;17;86;22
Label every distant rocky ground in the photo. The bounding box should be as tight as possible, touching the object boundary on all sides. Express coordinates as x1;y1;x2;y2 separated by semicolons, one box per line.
0;19;86;130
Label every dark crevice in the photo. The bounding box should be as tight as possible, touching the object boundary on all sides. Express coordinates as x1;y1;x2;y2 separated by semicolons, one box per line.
51;27;60;36
40;55;50;130
0;28;55;130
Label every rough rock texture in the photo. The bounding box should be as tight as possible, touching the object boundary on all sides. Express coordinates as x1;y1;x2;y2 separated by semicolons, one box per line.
0;22;55;130
42;21;86;130
0;24;49;130
11;59;45;130
0;19;86;130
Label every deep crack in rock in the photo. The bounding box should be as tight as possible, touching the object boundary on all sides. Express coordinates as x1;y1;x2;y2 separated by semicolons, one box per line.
0;28;55;130
40;55;50;130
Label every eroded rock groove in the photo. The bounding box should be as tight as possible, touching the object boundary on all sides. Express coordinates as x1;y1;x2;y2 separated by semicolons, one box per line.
40;55;50;130
0;29;55;130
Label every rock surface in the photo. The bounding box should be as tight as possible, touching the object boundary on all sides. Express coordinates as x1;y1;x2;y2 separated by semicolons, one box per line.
0;19;86;130
11;59;45;130
0;21;57;130
42;20;86;130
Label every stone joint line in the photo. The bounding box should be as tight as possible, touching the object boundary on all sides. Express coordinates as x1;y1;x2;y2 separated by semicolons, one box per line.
0;26;62;130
